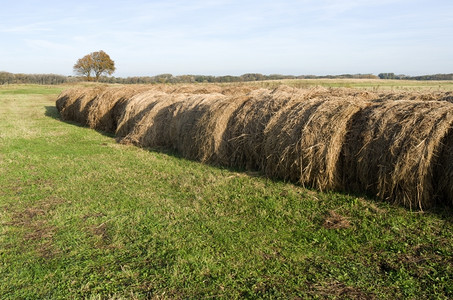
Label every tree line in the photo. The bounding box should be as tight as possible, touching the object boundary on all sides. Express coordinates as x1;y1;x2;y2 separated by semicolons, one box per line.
98;73;380;84
1;71;452;85
0;72;73;85
378;73;453;80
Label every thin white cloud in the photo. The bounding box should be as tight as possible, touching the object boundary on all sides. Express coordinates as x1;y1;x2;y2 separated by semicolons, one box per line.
23;39;73;52
0;23;52;33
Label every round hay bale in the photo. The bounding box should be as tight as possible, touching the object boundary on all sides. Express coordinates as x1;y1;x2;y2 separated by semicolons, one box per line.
168;93;244;163
116;91;186;146
263;96;366;191
56;87;105;125
220;85;257;96
223;88;294;170
86;86;152;132
434;130;453;207
170;84;224;95
115;90;171;141
377;90;453;102
341;100;453;209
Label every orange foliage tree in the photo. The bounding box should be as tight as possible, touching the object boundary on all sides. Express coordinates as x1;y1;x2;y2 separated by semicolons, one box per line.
73;50;116;81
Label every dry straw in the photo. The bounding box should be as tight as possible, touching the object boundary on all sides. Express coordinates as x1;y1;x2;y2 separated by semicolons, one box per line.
55;85;453;209
263;94;367;191
342;100;453;209
168;93;250;163
435;132;453;206
86;86;151;132
224;87;304;170
116;91;187;147
56;87;105;125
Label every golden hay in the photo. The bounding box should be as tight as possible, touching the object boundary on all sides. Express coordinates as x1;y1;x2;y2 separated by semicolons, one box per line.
116;91;187;146
167;93;250;163
222;88;296;170
263;96;367;191
341;100;453;209
86;86;152;132
115;89;166;140
434;130;453;206
55;85;453;209
169;84;224;95
56;87;105;125
378;90;453;102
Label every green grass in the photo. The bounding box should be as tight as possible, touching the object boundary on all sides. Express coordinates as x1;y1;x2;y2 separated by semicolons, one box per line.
0;84;452;299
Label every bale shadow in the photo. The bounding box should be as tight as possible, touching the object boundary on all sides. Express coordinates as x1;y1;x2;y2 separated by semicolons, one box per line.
44;105;114;138
44;106;60;120
45;100;453;222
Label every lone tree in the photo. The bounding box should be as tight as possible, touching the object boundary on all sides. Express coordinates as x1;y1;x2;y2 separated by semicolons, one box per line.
73;50;115;81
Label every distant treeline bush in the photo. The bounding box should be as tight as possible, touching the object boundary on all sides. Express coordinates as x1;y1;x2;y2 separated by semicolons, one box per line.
98;73;380;84
1;71;452;85
378;73;453;80
0;72;74;85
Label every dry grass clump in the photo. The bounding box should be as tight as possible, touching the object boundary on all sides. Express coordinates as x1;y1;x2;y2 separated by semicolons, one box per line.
342;100;453;209
55;84;453;209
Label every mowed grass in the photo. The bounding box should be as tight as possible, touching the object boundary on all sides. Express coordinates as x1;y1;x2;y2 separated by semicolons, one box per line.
0;83;452;299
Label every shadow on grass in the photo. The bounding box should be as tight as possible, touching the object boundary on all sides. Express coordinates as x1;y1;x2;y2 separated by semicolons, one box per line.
44;105;60;120
44;105;453;221
340;189;453;223
44;105;115;138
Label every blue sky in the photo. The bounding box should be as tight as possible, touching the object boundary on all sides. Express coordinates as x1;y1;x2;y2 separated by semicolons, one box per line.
0;0;452;77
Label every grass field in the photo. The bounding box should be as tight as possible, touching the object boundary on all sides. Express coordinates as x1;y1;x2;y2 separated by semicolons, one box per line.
0;83;452;299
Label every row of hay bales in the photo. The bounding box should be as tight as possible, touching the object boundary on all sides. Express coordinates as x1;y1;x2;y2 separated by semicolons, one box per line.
56;85;453;209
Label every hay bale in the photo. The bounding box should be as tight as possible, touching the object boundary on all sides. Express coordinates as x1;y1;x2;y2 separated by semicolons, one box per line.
434;130;453;206
114;86;250;143
118;90;251;163
341;100;453;209
139;93;203;150
263;95;366;191
115;91;185;146
223;88;296;170
377;90;453;102
86;86;152;132
55;84;453;209
220;85;256;96
168;93;249;163
56;87;105;125
169;84;224;95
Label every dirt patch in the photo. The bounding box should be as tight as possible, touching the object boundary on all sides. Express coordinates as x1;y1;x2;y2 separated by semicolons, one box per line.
308;280;375;299
3;196;64;258
323;210;351;229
